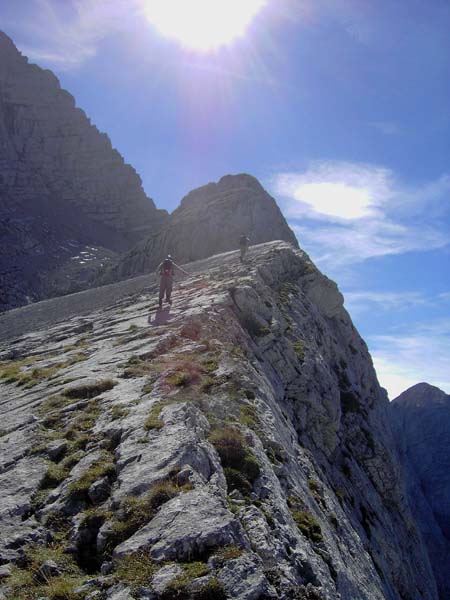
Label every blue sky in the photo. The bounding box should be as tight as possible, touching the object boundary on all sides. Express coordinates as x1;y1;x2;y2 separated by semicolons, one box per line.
2;0;450;398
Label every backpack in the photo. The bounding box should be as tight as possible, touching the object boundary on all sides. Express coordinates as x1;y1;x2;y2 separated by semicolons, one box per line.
162;258;173;276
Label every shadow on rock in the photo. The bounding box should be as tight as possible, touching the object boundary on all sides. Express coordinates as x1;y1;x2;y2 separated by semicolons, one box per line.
149;306;172;326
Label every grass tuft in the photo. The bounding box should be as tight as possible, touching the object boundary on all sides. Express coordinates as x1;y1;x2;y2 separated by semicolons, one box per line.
292;339;306;362
103;478;191;555
209;427;260;493
144;403;165;430
289;499;323;544
5;542;86;600
213;545;244;565
63;379;116;399
113;551;157;590
67;451;115;501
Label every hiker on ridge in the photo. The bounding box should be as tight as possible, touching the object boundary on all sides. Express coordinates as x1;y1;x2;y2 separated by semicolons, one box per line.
239;234;250;262
157;254;189;308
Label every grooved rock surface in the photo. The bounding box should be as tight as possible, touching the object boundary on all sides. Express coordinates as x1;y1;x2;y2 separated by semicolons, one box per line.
103;174;299;283
391;383;450;599
0;242;438;600
0;31;168;312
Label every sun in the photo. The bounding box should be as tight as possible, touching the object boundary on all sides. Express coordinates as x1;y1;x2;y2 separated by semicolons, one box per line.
142;0;266;51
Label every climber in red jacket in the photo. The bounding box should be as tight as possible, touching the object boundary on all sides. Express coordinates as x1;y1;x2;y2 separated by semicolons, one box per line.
157;255;189;308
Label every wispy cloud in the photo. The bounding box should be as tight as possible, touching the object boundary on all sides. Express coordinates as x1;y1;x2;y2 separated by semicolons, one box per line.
8;0;138;70
344;290;427;315
369;321;450;399
271;160;450;270
292;221;447;269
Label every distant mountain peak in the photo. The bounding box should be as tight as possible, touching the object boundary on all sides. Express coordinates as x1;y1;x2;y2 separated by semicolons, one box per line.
104;173;299;283
177;172;266;211
392;382;449;408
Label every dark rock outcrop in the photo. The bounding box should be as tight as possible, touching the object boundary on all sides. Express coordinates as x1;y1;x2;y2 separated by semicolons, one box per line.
102;173;299;282
0;31;168;311
391;383;450;599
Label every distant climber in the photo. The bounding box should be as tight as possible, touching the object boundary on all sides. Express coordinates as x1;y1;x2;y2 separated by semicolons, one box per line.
157;255;189;308
239;234;250;262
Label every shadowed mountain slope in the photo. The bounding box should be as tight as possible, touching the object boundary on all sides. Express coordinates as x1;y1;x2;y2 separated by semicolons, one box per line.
391;383;450;599
0;31;168;312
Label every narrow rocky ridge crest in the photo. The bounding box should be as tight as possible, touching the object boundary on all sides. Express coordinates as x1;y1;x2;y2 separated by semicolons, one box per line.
0;242;437;600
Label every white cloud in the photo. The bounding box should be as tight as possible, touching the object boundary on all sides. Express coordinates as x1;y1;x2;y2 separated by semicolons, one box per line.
274;161;392;221
344;290;427;315
271;161;450;270
369;323;450;399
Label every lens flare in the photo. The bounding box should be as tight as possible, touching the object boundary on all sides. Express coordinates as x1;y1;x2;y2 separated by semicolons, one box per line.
142;0;266;50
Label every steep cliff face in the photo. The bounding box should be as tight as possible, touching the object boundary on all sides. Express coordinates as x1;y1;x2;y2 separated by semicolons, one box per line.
0;242;437;600
0;31;168;311
104;174;299;282
391;383;450;599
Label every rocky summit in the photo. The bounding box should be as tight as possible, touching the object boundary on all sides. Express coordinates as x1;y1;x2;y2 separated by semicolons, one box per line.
0;241;438;600
0;31;168;312
101;173;299;284
391;383;450;599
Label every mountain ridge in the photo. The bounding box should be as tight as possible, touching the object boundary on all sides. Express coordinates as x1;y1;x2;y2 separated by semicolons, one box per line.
0;241;438;600
1;31;299;313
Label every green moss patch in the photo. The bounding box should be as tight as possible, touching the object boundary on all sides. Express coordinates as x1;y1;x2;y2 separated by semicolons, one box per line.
159;562;227;600
40;463;71;490
239;404;261;431
278;282;299;305
67;451;115;501
144;403;165;430
290;505;323;544
109;404;130;420
0;353;89;389
223;468;251;495
120;355;159;379
113;551;157;590
5;542;86;600
292;339;306;362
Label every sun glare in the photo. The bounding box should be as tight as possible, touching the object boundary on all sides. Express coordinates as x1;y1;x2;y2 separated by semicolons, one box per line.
142;0;266;50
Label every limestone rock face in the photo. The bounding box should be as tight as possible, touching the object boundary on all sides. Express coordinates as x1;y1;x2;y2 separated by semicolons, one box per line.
105;173;299;282
0;242;438;600
0;31;168;311
391;383;450;599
